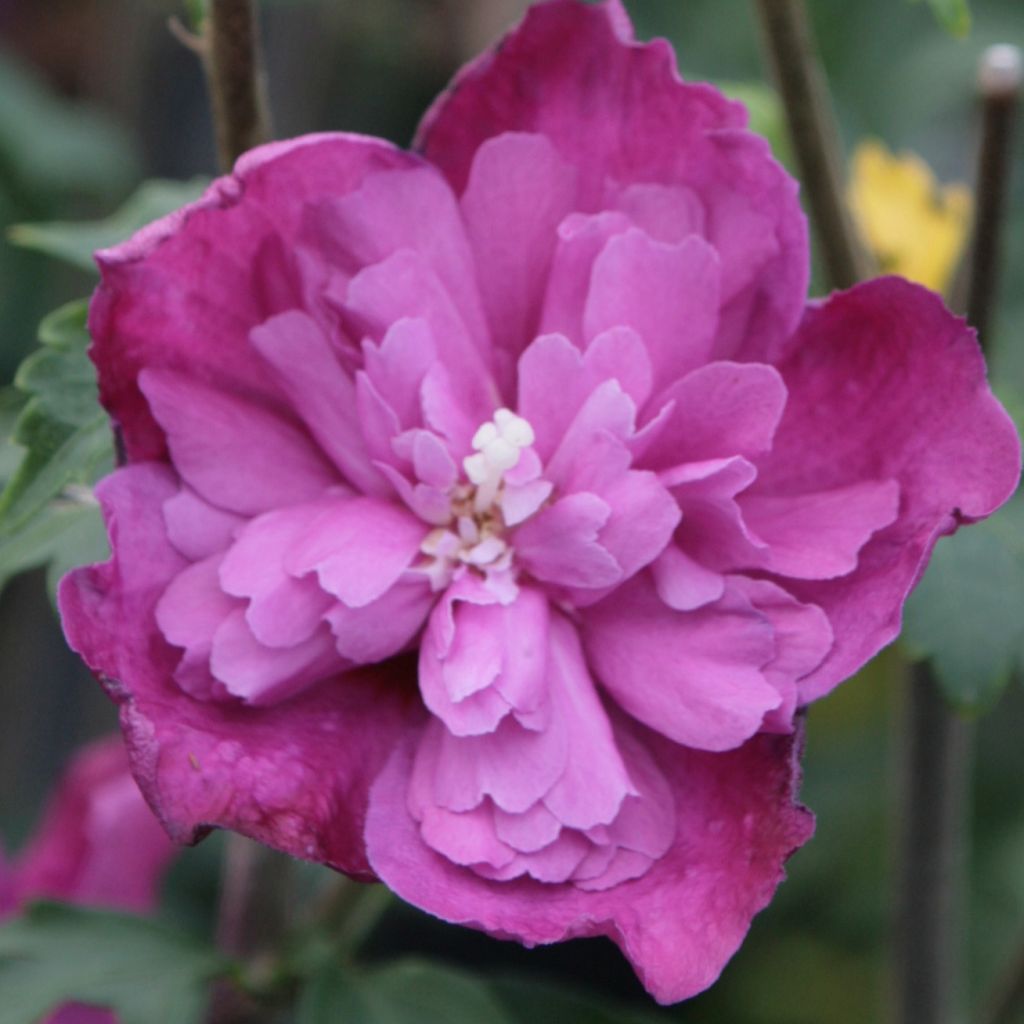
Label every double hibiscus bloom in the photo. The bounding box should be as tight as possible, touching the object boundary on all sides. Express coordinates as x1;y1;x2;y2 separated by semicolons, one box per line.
61;0;1019;1003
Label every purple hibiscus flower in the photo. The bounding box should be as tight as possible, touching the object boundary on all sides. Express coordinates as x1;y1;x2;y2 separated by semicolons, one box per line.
59;0;1019;1003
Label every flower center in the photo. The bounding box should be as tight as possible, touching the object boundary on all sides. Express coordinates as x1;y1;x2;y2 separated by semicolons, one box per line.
418;409;536;592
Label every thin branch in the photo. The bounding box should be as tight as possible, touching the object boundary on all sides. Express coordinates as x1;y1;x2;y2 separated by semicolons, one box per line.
893;664;972;1024
204;0;271;171
754;0;873;290
965;44;1021;346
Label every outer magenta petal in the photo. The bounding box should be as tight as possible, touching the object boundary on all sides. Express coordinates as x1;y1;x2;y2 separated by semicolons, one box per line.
366;722;813;1004
89;134;419;462
756;278;1021;699
58;465;421;877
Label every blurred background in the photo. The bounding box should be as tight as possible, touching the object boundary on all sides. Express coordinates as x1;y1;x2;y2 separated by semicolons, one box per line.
1;1;1022;1021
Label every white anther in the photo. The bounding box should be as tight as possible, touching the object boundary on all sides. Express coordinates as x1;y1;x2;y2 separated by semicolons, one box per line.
471;421;499;451
463;451;490;485
483;436;519;472
495;409;535;448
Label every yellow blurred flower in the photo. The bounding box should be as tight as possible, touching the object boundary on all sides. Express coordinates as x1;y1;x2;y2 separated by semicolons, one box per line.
847;139;972;294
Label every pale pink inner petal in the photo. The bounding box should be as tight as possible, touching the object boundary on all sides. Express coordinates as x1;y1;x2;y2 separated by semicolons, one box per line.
583;575;780;751
140;368;339;516
250;310;386;496
209;610;342;705
583;228;720;392
327;578;434;664
219;502;338;648
740;480;901;579
461;131;578;385
315;164;489;348
286;496;428;608
652;544;725;612
162;487;242;562
361;317;437;431
640;361;787;470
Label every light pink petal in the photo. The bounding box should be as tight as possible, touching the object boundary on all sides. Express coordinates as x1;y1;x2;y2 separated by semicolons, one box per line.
419;803;516;870
59;463;421;878
13;736;177;913
666;457;766;572
513;492;622;589
651;544;725;611
614;182;705;241
361;317;437;431
419;581;548;736
538;210;632;345
420;713;568;816
729;577;832;731
162;487;242;562
139;369;338;516
517;330;652;462
740;480;900;579
155;554;239;699
326;579;434;664
541;617;634;829
584;468;680;587
543;380;635;490
250;310;386;496
461;132;577;382
286;496;427;608
583;229;720;392
583;575;780;751
416;0;807;363
340;248;496;434
639;361;787;470
756;279;1020;700
493;802;562;855
90;134;418;462
314;164;488;348
210;611;342;705
366;722;814;1005
219;503;337;647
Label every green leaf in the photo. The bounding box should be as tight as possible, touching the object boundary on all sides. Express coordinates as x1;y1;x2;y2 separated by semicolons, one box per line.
902;494;1024;710
8;177;210;274
0;299;113;547
0;499;107;601
0;902;231;1024
185;0;208;30
492;975;663;1024
909;0;972;38
297;960;515;1024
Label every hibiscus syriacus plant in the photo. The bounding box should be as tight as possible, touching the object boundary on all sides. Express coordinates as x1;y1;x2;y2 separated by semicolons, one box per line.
59;0;1019;1005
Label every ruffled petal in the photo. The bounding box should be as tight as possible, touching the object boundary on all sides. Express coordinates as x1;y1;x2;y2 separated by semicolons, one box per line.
89;134;418;461
755;278;1021;699
366;721;813;1005
58;464;421;877
416;0;807;362
582;575;780;750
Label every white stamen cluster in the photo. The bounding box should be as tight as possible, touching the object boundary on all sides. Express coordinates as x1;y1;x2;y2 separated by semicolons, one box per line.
417;409;536;592
463;408;535;513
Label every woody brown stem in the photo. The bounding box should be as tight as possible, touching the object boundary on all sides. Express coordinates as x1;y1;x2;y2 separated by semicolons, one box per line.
754;0;873;290
204;0;271;171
